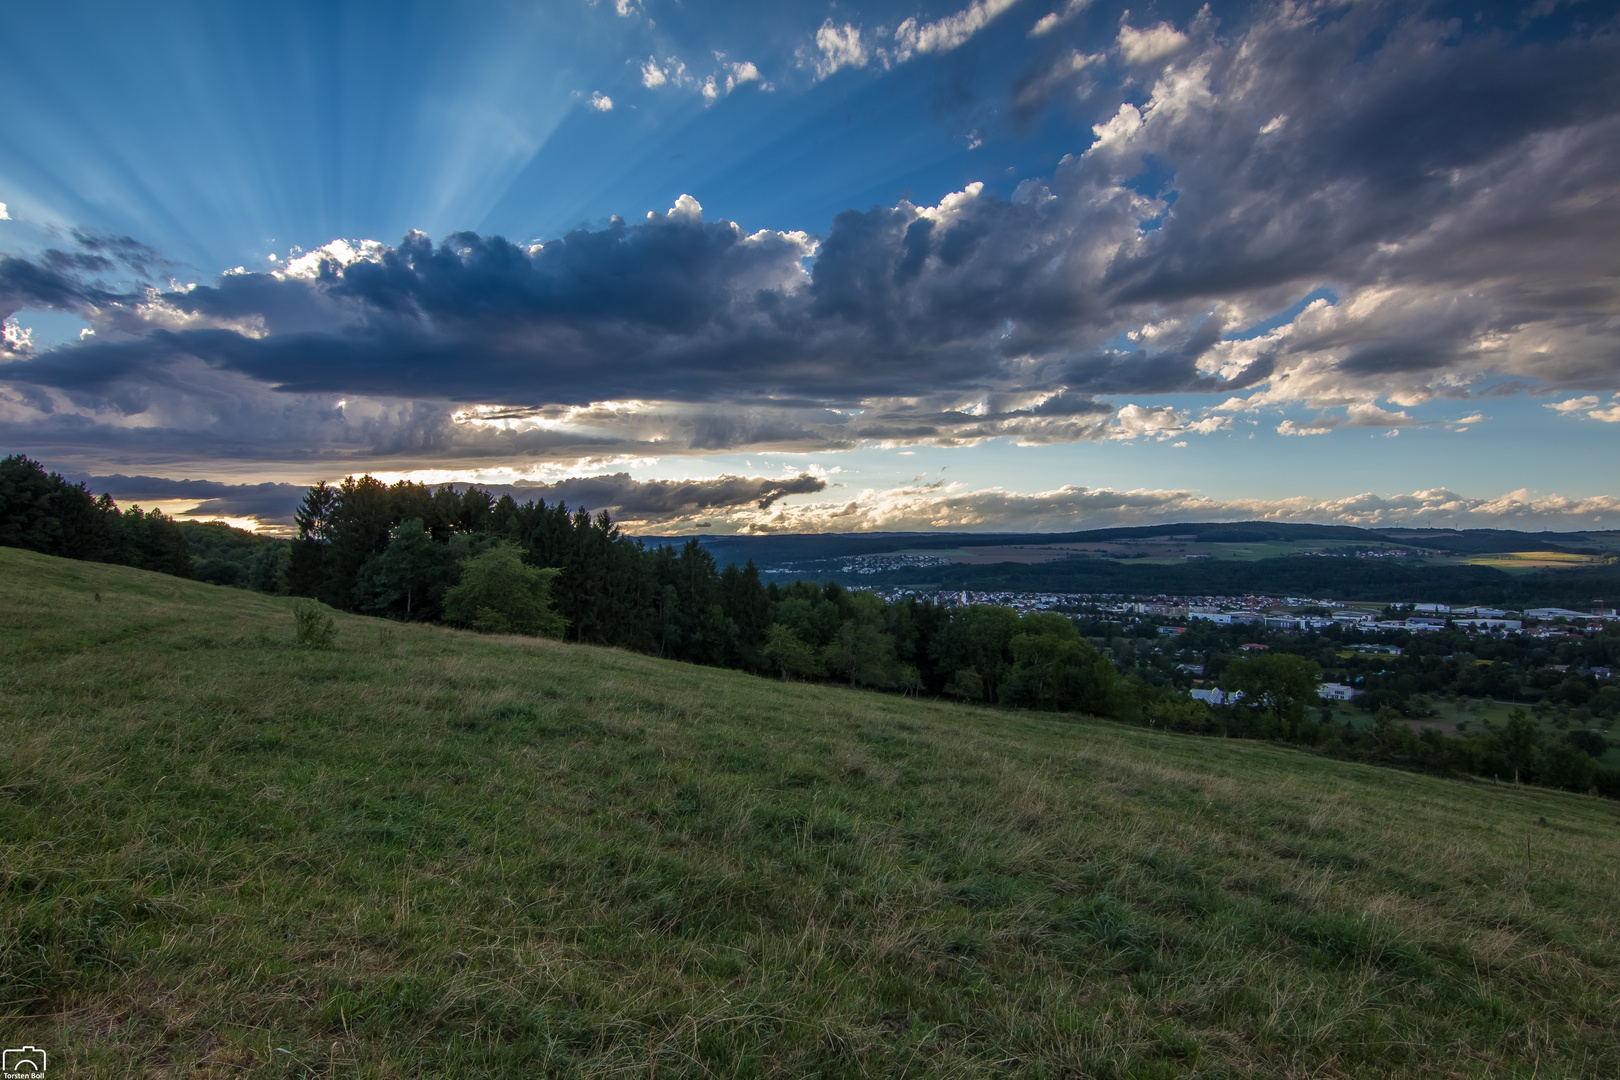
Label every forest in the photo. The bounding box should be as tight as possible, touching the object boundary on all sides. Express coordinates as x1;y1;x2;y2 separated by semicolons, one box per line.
4;453;1616;797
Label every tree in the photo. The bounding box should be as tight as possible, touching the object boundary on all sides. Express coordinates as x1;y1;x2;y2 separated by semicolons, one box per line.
763;623;822;681
823;620;898;688
354;519;452;619
931;605;1020;702
942;667;984;701
442;544;566;637
0;454;103;560
1222;653;1324;738
1000;614;1129;718
248;543;292;594
1503;708;1539;784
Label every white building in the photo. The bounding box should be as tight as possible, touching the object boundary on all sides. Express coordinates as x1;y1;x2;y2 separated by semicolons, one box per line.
1454;618;1522;631
1319;682;1356;701
1191;688;1243;706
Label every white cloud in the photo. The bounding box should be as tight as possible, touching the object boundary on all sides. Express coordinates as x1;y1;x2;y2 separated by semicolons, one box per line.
717;481;1620;535
1090;102;1143;148
893;0;1020;62
1259;114;1287;134
1344;403;1415;427
0;202;9;221
1548;395;1620;423
641;57;670;88
1547;395;1599;412
589;92;614;112
1277;419;1333;436
1;316;34;358
725;60;763;90
1108;403;1227;440
1030;0;1093;37
808;21;868;79
1117;22;1189;65
614;0;639;15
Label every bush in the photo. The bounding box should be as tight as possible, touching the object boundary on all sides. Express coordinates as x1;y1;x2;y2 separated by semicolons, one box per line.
292;601;338;649
442;544;565;637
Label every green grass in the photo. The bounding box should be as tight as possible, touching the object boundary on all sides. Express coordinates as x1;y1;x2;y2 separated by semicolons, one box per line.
2;548;1619;1079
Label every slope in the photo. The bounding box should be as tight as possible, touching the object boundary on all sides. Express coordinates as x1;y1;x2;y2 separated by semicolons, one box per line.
0;547;1616;1078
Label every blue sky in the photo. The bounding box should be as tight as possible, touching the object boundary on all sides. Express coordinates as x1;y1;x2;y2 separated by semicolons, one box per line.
1;0;1617;533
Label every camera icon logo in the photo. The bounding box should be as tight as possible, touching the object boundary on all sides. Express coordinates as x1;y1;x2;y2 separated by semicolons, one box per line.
2;1046;47;1076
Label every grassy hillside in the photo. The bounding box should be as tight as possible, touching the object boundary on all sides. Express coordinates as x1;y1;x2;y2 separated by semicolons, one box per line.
2;548;1617;1079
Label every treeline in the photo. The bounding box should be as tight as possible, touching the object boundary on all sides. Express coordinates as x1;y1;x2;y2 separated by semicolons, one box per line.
270;474;1151;715
1081;615;1620;795
0;455;191;576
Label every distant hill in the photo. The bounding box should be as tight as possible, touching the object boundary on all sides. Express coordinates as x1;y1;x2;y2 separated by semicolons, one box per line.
661;522;1620;604
670;521;1620;567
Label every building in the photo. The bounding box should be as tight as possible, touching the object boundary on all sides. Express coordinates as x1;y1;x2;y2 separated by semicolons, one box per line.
1454;618;1522;631
1191;688;1243;705
1319;682;1356;701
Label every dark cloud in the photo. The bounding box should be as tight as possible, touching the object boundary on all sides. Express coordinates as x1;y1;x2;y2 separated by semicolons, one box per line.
3;1;1618;472
75;474;309;525
67;470;826;527
498;472;827;516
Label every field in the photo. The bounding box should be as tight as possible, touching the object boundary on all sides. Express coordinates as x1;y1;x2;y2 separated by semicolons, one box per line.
1460;552;1608;573
885;539;1424;567
2;547;1619;1078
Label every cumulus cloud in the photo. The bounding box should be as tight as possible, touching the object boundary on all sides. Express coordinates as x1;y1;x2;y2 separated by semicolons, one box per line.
589;92;613;112
3;6;1619;481
806;21;868;79
0;202;9;221
1116;22;1190;66
1547;395;1620;423
641;56;677;88
729;482;1620;535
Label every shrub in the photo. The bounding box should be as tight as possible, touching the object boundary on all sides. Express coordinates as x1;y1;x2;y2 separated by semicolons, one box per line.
292;601;338;649
442;544;565;637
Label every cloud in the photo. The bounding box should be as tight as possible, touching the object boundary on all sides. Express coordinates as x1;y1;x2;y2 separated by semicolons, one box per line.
641;56;676;88
807;0;1019;79
1548;395;1620;423
806;21;868;79
0;202;9;221
74;474;309;526
589;92;613;112
68;470;827;530
892;0;1020;63
1030;0;1092;38
1277;418;1333;436
1116;22;1189;66
4;7;1620;481
1276;403;1416;436
730;482;1620;535
499;471;825;519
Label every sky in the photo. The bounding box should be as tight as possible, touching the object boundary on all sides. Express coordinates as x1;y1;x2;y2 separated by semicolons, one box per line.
1;0;1617;535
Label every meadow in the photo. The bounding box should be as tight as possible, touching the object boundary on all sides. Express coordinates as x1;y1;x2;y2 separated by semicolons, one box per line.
2;547;1617;1078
